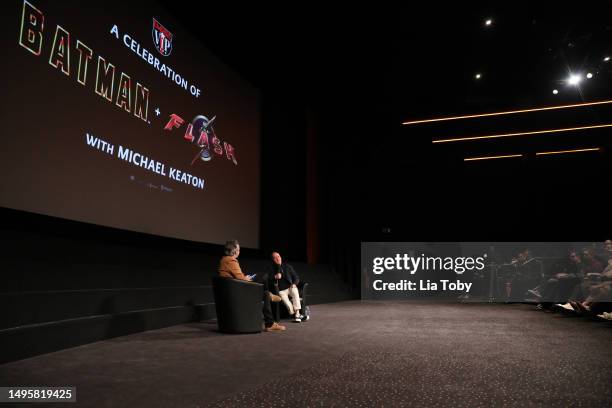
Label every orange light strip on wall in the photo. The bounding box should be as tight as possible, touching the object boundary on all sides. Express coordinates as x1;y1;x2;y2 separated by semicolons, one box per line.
535;147;601;156
464;154;523;162
432;123;612;144
402;99;612;125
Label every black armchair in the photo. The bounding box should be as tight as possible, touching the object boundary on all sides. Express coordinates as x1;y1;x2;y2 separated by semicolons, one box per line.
212;276;263;333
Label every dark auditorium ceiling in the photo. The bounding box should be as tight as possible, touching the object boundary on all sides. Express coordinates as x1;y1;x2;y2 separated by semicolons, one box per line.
163;2;612;240
165;3;612;158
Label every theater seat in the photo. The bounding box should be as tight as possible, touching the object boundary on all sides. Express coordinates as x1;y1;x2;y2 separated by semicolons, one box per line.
212;276;263;333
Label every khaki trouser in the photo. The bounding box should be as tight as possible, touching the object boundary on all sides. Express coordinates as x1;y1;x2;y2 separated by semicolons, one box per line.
279;286;301;315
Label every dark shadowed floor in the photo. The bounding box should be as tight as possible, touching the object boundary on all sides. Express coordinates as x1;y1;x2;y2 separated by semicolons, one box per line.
1;301;611;407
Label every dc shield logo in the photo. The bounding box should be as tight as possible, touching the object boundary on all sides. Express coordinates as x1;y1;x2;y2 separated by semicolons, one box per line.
152;18;173;56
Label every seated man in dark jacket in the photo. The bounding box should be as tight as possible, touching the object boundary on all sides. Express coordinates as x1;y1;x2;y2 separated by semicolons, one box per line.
271;252;304;322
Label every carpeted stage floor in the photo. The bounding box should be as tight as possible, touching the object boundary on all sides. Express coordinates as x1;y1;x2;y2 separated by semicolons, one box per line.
1;301;611;407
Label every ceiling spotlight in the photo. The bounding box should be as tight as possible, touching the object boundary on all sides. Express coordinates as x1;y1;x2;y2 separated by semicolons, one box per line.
567;74;582;86
604;56;610;62
475;73;482;79
553;89;559;94
586;72;593;79
485;19;493;26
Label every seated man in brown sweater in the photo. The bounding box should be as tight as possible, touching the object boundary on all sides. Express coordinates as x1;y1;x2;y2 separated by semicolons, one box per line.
218;240;285;332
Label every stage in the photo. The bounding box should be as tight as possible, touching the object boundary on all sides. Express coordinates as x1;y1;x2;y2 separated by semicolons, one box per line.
1;301;611;407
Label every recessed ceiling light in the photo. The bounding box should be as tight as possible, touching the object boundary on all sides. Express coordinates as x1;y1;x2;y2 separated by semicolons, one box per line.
567;74;582;85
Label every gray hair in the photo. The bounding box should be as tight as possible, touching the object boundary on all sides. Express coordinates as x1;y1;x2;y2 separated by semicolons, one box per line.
224;240;240;256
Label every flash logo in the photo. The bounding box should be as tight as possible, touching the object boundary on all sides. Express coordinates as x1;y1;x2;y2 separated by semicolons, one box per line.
163;113;238;166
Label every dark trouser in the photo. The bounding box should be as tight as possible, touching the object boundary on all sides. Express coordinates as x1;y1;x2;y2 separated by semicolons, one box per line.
541;277;581;302
262;291;275;327
255;273;278;327
510;277;540;301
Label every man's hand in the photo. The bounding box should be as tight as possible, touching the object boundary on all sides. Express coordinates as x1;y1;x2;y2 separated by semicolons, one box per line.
274;273;282;280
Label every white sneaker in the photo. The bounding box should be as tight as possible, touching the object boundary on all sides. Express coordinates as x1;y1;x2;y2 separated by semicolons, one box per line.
556;303;574;311
293;315;302;323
